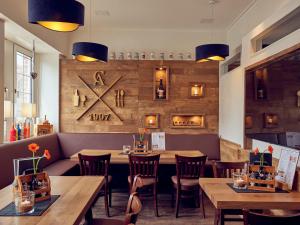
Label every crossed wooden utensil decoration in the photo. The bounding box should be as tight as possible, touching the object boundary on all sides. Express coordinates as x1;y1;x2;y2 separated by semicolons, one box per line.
76;74;123;122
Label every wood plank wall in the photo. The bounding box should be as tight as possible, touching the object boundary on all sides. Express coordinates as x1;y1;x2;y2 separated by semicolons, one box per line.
59;60;219;134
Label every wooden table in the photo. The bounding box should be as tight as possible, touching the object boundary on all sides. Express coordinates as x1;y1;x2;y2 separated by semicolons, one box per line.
200;178;300;210
0;176;104;225
71;149;204;164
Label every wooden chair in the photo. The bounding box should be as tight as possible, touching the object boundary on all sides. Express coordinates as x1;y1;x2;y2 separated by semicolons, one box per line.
171;154;207;218
243;209;300;225
78;153;112;217
92;192;142;225
128;154;160;217
212;161;247;225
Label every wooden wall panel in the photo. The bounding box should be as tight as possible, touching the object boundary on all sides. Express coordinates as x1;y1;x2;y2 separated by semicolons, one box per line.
60;60;219;134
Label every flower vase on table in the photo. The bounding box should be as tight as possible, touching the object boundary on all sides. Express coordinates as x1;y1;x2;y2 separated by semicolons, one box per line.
13;143;52;204
247;145;276;192
133;128;149;153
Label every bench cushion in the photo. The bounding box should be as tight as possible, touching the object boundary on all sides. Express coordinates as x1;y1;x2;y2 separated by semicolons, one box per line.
44;159;79;176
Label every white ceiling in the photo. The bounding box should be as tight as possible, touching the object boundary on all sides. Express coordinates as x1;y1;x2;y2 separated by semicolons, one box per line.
78;0;255;30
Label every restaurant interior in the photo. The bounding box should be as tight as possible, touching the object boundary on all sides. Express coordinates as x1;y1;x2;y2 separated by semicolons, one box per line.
0;0;300;224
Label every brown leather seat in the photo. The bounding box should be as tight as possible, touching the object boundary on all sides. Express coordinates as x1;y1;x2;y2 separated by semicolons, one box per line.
92;192;142;225
128;176;156;186
171;176;199;186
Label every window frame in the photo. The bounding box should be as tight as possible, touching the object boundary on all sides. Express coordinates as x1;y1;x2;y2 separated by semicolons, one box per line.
13;44;36;119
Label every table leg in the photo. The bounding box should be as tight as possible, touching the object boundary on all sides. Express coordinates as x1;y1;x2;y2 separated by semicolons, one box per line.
85;208;93;225
214;208;220;225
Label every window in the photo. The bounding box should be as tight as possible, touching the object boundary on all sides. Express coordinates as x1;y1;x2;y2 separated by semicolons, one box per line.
14;47;34;119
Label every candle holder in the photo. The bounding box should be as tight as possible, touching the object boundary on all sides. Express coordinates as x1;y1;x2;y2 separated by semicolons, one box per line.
189;83;205;98
14;191;35;214
144;114;160;129
232;172;247;189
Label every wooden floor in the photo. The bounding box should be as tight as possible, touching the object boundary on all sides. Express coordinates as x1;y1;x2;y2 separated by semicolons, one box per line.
92;192;243;225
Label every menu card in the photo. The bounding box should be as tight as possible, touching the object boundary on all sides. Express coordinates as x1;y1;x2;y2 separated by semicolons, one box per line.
151;132;166;151
275;148;300;190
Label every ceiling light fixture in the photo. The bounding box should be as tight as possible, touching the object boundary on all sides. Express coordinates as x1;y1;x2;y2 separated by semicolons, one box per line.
72;0;108;62
28;0;84;32
195;0;229;63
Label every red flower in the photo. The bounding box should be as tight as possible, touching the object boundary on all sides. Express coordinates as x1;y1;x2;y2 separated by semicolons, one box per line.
28;143;40;153
268;145;274;154
253;147;259;155
44;149;51;160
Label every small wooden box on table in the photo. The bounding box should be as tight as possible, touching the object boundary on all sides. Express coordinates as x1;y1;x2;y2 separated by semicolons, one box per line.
14;172;51;202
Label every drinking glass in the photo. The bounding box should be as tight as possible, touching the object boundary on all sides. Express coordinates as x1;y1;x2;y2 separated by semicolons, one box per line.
122;145;131;154
232;172;247;189
14;191;35;214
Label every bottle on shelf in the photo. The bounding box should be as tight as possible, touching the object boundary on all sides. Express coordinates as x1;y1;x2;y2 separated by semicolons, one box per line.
16;124;21;140
9;124;16;142
157;79;165;99
256;78;265;99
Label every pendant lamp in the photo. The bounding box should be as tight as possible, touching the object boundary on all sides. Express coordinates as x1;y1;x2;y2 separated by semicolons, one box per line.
72;42;108;62
72;0;108;62
196;44;229;63
195;0;229;63
28;0;84;32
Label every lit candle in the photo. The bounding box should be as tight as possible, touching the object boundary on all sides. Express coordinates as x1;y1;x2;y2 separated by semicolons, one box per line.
149;119;154;125
191;85;200;96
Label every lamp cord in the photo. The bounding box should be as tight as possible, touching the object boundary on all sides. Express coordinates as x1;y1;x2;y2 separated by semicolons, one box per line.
89;0;92;41
210;1;215;41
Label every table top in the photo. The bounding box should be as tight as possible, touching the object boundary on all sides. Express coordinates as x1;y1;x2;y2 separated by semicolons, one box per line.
0;176;104;225
199;178;300;210
71;149;204;164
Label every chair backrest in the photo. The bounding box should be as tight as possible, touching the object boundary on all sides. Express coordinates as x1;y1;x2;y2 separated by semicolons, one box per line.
175;154;207;180
124;192;142;225
78;153;111;176
212;161;247;178
128;154;160;183
243;209;300;225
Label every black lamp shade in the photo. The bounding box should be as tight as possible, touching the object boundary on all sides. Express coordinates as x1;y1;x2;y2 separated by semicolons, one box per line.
28;0;84;32
195;44;229;63
72;42;108;62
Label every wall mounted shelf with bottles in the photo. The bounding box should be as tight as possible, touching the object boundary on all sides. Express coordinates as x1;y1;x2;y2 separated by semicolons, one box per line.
254;68;269;101
153;66;169;101
144;114;160;129
171;114;205;129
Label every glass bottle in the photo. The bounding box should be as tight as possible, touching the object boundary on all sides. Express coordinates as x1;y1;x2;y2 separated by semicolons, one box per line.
157;79;165;99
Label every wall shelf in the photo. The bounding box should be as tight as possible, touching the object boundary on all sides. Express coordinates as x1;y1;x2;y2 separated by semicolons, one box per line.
171;114;205;129
144;114;160;129
153;66;169;101
254;68;269;101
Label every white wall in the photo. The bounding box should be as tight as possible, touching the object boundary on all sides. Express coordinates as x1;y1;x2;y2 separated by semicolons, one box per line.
68;28;226;59
0;19;4;143
220;0;300;147
37;53;60;131
219;67;245;145
227;0;288;55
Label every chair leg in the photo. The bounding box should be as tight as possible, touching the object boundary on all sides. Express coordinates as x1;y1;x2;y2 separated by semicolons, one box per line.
220;210;225;225
109;184;112;207
214;209;220;225
200;188;206;219
153;183;159;217
104;183;110;217
171;188;175;208
175;188;181;218
85;208;93;225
